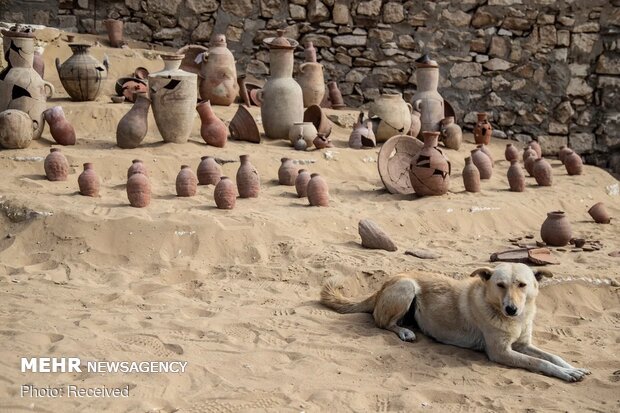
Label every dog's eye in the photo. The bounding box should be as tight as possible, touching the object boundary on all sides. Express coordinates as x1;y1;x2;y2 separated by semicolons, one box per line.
518;283;527;288
497;283;506;289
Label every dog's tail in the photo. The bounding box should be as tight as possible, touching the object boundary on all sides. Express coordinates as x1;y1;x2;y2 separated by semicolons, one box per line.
320;277;377;313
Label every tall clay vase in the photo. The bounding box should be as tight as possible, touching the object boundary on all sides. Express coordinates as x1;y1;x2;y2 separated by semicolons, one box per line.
278;158;298;186
349;112;376;149
214;176;236;209
588;202;611;224
197;100;228;147
261;30;304;139
56;43;107;102
564;150;583;175
505;143;519;162
44;148;69;181
295;169;311;198
369;93;413;143
473;112;492;145
327;81;345;108
197;156;221;185
176;165;198;197
409;131;451;196
411;55;444;135
78;163;100;197
149;54;197;143
441;116;462;150
558;146;572;164
471;148;492;180
540;211;572;247
462;157;481;193
127;159;147;179
105;19;124;48
307;173;329;206
304;41;317;63
116;92;150;149
529;139;542;159
236;154;260;198
298;62;325;108
127;172;151;208
533;158;553;186
507;160;525;192
199;35;239;106
0;29;54;139
43;106;76;145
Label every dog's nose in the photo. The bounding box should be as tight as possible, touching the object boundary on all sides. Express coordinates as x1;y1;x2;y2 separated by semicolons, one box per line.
505;305;518;316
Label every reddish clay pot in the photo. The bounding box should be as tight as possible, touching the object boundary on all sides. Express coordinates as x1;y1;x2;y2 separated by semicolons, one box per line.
304;41;317;63
295;169;311;198
214;176;236;209
471;148;492;180
197;100;228;148
126;172;151;208
278;158;298;186
533;158;553;186
529;139;542;159
44;148;69;181
105;19;124;48
462;156;480;193
507;160;525;192
116;92;150;149
78;162;99;197
588;202;611;224
440;116;462;150
524;150;537;177
127;159;147;179
197;156;221;185
349;112;376;149
236;154;260;198
44;106;76;145
327;81;345;109
523;145;537;162
176;165;198;197
558;145;572;164
478;144;494;166
473;112;492;145
307;173;329;206
540;211;572;246
505;143;519;162
564;150;583;175
409;131;451;196
313;134;332;149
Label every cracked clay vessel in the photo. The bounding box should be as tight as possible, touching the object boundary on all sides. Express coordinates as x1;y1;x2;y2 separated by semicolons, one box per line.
409;131;450;196
56;43;107;102
199;35;239;106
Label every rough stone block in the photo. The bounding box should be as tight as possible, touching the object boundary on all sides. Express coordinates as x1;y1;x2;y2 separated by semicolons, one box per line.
124;21;153;42
569;132;595;154
191;21;213;42
289;4;306;20
383;2;404;23
357;0;382;17
221;0;255;17
537;135;568;156
146;0;182;16
450;62;482;78
333;35;367;47
596;54;620;75
308;0;330;22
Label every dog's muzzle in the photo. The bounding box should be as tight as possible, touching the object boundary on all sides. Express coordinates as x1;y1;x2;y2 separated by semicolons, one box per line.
505;305;518;316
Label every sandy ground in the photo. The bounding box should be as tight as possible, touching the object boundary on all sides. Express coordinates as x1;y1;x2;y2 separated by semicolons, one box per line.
0;34;619;413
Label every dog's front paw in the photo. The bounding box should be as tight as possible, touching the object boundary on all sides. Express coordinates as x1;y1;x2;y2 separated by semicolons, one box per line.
398;329;416;342
563;367;589;382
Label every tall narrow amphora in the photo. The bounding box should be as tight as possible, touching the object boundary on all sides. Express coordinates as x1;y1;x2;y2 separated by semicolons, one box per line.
149;54;197;143
410;55;444;136
199;34;239;106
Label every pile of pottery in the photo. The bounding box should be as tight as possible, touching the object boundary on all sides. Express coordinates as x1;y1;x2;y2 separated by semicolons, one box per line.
278;158;329;206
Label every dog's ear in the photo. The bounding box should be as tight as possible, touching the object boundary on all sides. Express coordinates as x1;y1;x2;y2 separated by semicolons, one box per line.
470;267;493;281
534;269;553;281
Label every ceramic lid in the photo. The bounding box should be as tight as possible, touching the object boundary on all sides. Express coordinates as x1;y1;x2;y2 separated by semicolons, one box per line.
415;54;438;68
160;53;184;61
263;29;298;49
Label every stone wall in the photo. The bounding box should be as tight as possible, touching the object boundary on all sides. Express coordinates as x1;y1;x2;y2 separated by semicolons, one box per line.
2;0;619;172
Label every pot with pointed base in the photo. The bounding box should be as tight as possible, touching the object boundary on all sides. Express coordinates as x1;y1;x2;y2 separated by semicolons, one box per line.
116;92;150;149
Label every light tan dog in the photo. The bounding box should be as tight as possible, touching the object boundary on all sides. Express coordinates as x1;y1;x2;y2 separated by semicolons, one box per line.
320;263;590;382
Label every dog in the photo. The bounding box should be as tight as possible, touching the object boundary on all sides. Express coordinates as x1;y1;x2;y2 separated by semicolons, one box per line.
320;263;589;382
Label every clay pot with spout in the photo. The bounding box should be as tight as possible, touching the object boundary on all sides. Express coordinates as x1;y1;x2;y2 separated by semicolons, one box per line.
197;156;221;185
78;163;100;197
462;156;480;193
278;158;298;186
440;116;462;150
409;131;451;196
44;106;76;145
411;55;444;135
116;92;150;149
176;165;198;197
0;109;37;149
197;100;228;148
471;148;492;180
349;112;376;149
105;19;124;48
307;173;329;206
507;160;525;192
56;43;107;102
44;148;69;181
214;176;236;209
473;112;493;145
369;93;413;143
540;211;572;246
199;35;239;106
298;62;325;108
236;154;260;198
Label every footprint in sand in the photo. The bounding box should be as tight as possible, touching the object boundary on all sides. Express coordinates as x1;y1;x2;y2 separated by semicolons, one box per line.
116;334;183;357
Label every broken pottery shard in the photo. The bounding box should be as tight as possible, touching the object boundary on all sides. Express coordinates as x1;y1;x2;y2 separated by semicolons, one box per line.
490;248;530;263
359;219;397;252
405;249;441;259
527;248;559;265
609;250;620;257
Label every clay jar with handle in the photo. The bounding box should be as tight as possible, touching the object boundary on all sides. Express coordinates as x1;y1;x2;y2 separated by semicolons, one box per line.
307;173;329;206
369;93;413;143
43;106;76;145
564;150;583;175
196;100;228;147
473;112;493;145
126;172;151;208
533;158;553;186
297;62;325;108
295;169;311;198
471;148;492;180
288;122;318;148
410;55;444;135
199;35;239;106
236;154;260;198
104;19;124;47
149;54;197;144
507;160;525;192
197;156;221;185
44;148;69;181
409;131;451;196
260;30;303;139
127;159;147;179
78;163;100;197
540;211;572;246
278;158;298;186
214;176;236;209
0;109;37;149
462;157;480;193
56;43;107;102
440;116;462;150
505;143;519;162
116;92;150;149
176;165;198;197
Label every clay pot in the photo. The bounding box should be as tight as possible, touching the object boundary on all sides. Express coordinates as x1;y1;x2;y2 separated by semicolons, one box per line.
588;202;611;224
409;110;421;137
116;92;150;149
529;139;542;159
149;54;197;143
44;148;69;181
564;150;583;175
523;145;538;162
197;100;228;148
377;135;424;195
411;55;444;135
478;144;494;165
214;176;236;209
507;160;525;192
56;43;107;102
409;131;451;196
177;44;208;76
43;106;76;145
197;156;221;185
471;148;492;180
127;172;151;208
298;62;325;108
558;145;572;164
237;75;251;107
278;158;298;186
293;137;308;151
78;163;100;197
540;211;572;247
304;41;317;63
288;122;318;148
33;47;45;78
307;173;329;206
295;169;311;198
505;143;519;162
303;104;332;138
127;159;147;179
524;153;537;177
533;158;553;186
369;93;413;143
313;134;332;149
229;104;261;143
473;112;493;145
327;81;345;109
176;165;198;197
236;154;260;198
122;80;147;102
441;116;462;150
462;156;480;193
104;19;124;48
349;112;376;149
0;109;37;149
198;35;239;106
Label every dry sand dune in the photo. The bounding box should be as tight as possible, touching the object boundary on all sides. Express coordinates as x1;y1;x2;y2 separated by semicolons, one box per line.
0;35;619;412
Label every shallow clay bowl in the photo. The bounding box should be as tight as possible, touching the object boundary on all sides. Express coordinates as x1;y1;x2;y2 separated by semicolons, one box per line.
378;134;424;195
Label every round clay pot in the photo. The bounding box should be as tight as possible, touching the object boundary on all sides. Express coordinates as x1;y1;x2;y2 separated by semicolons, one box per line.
307;173;329;206
293;137;307;151
298;62;325;108
478;144;494;166
278;158;298;186
369;93;413;143
236;154;260;198
214;176;236;209
78;163;100;197
507;160;525;192
471;148;492;180
43;106;76;145
116;92;150;149
198;35;239;106
409;131;451;196
462;156;480;193
229;104;261;143
56;43;107;102
558;145;572;164
411;56;444;135
540;211;572;247
127;159;147;179
197;156;221;185
313;134;332;149
104;19;124;48
524;153;537;177
303;104;332;138
533;158;553;186
295;169;311;198
588;202;611;224
529;139;542;159
564;150;583;175
378;135;424;195
349;112;376;149
304;41;317;63
0;109;37;149
288;121;318;148
176;165;198;197
44;148;69;181
327;81;345;108
473;112;493;145
126;172;151;208
196;100;228;148
523;145;538;162
408;110;422;138
440;116;462;150
505;143;519;162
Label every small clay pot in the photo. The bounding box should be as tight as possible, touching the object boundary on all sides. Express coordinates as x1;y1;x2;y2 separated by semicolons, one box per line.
313;134;332;149
327;81;345;109
533;158;553;186
304;41;317;63
478;144;494;165
111;95;125;103
588;202;611;224
44;148;69;181
176;165;198;197
127;159;147;179
558;145;572;164
523;145;537;162
440;116;462;150
473;112;492;145
462;156;480;193
564;150;583;175
471;148;492;180
288;121;318;148
105;19;124;48
540;211;572;247
307;173;329;206
197;156;221;185
524;152;537;177
214;176;236;209
43;106;76;145
197;100;228;148
505;143;519;162
294;137;308;151
507;160;525;192
78;163;100;197
529;139;542;159
278;158;298;186
127;172;151;208
295;169;311;198
236;154;260;198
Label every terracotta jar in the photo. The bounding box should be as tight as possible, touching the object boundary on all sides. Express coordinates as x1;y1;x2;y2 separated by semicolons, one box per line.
295;169;311;198
104;19;124;48
78;163;100;197
237;75;251;107
197;156;221;185
441;116;462;150
462;156;481;193
327;81;345;108
588;202;611;224
43;106;76;145
533;158;553;186
196;100;228;147
411;55;444;134
409;131;451;196
471;148;492;180
260;30;304;139
214;176;236;209
127;172;151;208
149;54;197;143
298;62;325;108
523;145;538;162
127;159;147;179
409;110;421;138
33;47;45;78
44;148;69;181
278;158;298;186
558;145;572;164
198;35;239;106
349;112;376;149
0;29;54;139
303;104;333;137
116;92;150;149
56;43;108;102
304;41;317;63
288;121;318;148
313;134;332;149
505;143;519;162
369;93;413;143
564;150;583;175
507;160;525;192
540;211;572;247
176;165;198;197
473;112;493;145
529;139;542;159
0;109;36;149
236;154;260;198
307;173;329;206
524;153;537;177
478;144;494;165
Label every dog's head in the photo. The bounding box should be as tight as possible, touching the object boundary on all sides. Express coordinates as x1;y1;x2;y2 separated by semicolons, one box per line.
470;263;552;318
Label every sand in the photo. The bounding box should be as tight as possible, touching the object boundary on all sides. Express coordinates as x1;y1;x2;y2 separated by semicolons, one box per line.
0;34;619;413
